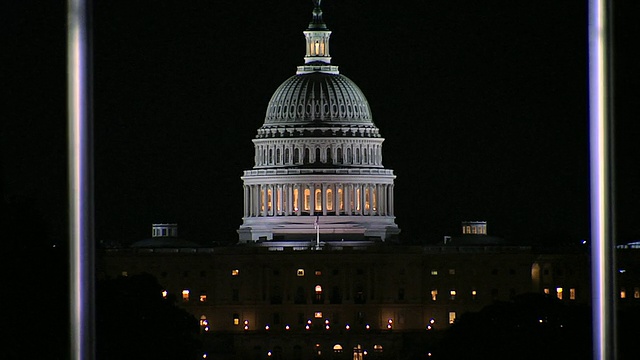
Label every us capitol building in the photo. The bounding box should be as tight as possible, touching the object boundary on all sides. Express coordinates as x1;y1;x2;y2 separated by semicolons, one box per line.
98;1;639;359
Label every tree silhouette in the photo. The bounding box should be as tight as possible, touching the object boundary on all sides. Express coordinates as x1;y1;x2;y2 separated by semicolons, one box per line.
96;273;201;360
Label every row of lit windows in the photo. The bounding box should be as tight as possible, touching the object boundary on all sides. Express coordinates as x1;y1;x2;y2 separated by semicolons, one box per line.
430;268;518;276
167;287;532;303
259;185;377;213
542;287;577;300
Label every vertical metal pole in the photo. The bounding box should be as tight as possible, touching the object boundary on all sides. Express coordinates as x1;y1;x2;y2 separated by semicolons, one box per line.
589;0;615;358
68;0;95;359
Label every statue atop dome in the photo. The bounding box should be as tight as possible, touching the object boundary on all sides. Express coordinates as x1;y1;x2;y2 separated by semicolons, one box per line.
309;0;327;30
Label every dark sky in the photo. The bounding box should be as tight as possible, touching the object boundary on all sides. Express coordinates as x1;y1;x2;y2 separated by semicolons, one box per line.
3;0;639;246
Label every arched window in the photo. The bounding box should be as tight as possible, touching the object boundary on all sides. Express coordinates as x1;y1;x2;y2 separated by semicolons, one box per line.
314;284;324;303
285;148;290;164
337;148;343;164
326;148;332;163
315;148;321;163
293;187;300;212
315;188;322;211
338;187;344;212
267;188;273;213
304;188;311;211
347;148;352;163
326;187;334;211
294;148;300;164
269;149;273;164
333;344;343;353
276;148;281;164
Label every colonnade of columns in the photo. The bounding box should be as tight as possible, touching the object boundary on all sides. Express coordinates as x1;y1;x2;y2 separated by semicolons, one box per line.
255;142;382;167
242;182;394;218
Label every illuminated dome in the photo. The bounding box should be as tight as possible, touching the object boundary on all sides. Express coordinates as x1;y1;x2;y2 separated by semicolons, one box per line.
238;0;400;244
263;72;374;127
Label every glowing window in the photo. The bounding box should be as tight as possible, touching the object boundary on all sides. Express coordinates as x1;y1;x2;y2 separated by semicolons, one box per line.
570;288;576;300
430;270;438;276
372;187;377;211
543;288;550;295
260;189;265;211
315;270;322;276
373;344;383;353
448;311;456;324
297;269;305;276
556;287;563;300
233;313;239;325
161;290;168;299
364;187;370;211
315;312;323;318
293;188;300;211
304;189;311;211
333;344;343;353
338;187;344;211
182;289;190;301
431;289;438;301
326;188;333;211
200;294;207;302
315;188;322;211
315;285;323;294
635;287;640;299
231;269;239;276
199;315;208;326
267;188;273;211
355;188;361;211
621;288;627;299
450;290;457;300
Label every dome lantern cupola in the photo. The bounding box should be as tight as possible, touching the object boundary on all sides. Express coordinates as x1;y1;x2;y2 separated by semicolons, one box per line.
299;0;339;75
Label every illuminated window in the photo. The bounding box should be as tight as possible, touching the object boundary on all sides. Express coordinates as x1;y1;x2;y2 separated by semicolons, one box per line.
315;188;322;211
372;187;377;211
431;289;438;301
634;287;640;299
297;269;305;276
333;344;343;353
431;270;438;276
231;269;239;276
373;344;383;353
364;187;370;211
304;188;311;211
338;187;344;211
199;315;208;326
315;285;323;294
260;189;265;211
556;287;563;300
182;289;190;301
355;187;361;211
326;187;333;211
293;188;300;211
620;288;627;299
448;312;456;324
570;288;576;300
315;270;322;276
315;311;323;318
161;290;168;299
200;293;207;302
450;290;457;300
267;188;273;212
543;288;550;295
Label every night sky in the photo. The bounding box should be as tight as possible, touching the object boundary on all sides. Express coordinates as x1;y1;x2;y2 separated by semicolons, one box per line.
4;1;639;247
